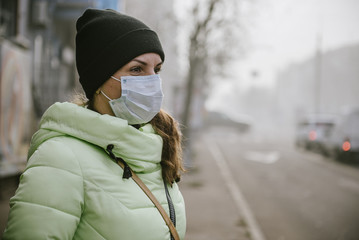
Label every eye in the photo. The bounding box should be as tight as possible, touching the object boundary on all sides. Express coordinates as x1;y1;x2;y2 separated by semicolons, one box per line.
130;66;142;74
155;67;162;74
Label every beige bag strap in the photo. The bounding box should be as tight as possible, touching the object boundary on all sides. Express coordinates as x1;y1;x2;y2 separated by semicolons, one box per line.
115;156;180;240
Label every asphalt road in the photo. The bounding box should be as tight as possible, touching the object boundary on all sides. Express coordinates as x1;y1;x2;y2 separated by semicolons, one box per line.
204;128;359;240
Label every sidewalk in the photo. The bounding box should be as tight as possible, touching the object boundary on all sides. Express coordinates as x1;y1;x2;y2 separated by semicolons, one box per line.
179;133;252;240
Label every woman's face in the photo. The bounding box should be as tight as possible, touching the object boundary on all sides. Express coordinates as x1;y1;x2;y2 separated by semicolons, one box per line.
93;52;163;115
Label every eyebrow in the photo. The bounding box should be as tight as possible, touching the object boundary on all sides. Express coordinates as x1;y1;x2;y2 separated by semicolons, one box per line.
132;59;163;67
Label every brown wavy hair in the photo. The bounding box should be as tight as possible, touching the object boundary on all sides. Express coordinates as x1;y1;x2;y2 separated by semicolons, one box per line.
72;94;184;184
150;109;184;184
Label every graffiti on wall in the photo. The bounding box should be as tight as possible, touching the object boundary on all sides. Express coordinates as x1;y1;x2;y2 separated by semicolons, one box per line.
0;40;35;173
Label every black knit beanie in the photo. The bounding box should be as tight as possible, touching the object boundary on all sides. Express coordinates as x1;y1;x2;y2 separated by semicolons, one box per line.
75;9;165;99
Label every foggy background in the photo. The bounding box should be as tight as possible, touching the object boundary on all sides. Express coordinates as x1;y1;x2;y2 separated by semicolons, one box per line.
1;0;359;239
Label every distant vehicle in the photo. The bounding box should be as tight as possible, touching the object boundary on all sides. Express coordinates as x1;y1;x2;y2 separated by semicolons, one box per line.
295;114;337;152
321;109;359;161
202;111;251;133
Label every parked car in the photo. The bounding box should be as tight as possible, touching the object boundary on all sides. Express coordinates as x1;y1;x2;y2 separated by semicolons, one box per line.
202;111;252;133
321;109;359;161
295;114;337;152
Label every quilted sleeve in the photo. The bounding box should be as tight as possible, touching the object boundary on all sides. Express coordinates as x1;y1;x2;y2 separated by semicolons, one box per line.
3;138;84;240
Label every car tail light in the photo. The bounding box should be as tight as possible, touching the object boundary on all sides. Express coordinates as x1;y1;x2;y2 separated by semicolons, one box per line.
342;140;351;152
309;130;317;141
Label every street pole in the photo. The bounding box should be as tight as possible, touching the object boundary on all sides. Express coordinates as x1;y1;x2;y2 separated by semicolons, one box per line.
314;33;322;114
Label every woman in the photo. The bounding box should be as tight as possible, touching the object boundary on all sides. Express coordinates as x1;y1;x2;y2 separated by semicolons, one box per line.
3;9;186;240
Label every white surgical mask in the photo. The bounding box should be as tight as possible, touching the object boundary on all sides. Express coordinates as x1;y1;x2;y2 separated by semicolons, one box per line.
101;74;164;124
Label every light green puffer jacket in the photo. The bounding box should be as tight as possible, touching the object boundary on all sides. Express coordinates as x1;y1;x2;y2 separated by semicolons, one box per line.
3;102;186;240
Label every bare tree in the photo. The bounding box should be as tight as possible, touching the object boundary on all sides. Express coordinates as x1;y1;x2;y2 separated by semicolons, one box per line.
181;0;246;140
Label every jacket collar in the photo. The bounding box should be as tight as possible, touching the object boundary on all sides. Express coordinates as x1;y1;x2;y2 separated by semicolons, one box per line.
29;102;163;173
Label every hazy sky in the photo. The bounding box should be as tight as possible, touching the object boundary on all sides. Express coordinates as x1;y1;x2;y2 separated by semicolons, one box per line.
240;0;359;86
207;0;359;110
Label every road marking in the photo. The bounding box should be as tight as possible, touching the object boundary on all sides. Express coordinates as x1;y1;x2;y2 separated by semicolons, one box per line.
244;151;280;164
206;139;266;240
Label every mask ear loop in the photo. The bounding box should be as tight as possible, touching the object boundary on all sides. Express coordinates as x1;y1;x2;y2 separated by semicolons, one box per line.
96;76;121;101
99;90;113;101
111;76;121;82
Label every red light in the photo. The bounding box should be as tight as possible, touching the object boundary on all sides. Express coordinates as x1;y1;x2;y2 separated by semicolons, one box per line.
342;141;351;151
309;130;317;141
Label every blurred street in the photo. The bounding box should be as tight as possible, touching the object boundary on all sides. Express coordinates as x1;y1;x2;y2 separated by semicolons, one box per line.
180;128;359;240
